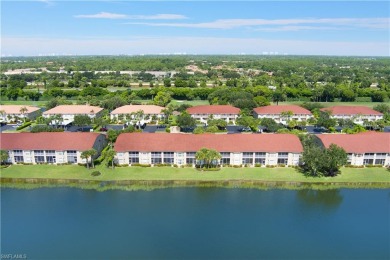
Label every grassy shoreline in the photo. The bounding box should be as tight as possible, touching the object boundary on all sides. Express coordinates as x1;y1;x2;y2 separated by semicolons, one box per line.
1;165;389;190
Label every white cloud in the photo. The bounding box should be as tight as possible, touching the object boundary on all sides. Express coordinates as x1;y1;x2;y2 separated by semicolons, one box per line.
75;12;130;19
38;0;55;7
2;36;389;56
75;12;187;20
254;26;342;32
125;17;390;30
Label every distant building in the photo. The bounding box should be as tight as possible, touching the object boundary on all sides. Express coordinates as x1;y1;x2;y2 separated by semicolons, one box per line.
0;105;41;123
316;132;390;166
253;105;312;125
320;106;383;125
114;133;303;167
187;105;240;124
110;105;165;124
0;132;107;165
43;105;104;125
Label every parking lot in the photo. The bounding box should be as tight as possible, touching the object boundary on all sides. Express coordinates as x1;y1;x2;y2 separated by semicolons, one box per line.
0;125;17;132
65;125;93;132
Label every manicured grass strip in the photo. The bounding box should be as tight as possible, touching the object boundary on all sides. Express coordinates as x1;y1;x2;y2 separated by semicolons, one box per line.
280;101;390;108
1;165;389;183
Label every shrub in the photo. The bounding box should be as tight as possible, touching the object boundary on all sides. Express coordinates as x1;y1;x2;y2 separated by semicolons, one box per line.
254;163;262;167
196;167;221;171
16;121;32;130
365;164;384;168
132;163;151;167
91;171;101;176
154;163;171;167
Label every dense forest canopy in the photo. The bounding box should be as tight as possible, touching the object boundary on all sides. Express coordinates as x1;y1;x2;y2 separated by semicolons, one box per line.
1;55;389;107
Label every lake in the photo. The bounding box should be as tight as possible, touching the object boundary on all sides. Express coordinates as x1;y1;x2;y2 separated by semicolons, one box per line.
1;187;389;259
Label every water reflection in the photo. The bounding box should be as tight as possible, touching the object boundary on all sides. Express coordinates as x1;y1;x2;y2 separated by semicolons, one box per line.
297;189;343;211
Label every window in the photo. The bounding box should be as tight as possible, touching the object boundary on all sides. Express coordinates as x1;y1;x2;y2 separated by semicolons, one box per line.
363;159;374;165
67;150;77;164
35;156;45;163
242;152;253;165
220;152;230;165
163;152;174;164
255;152;266;165
45;150;55;155
129;152;139;164
186;152;196;164
13;150;23;155
277;152;289;165
375;153;386;158
151;152;162;164
46;156;56;163
14;156;24;163
364;153;375;158
375;159;385;165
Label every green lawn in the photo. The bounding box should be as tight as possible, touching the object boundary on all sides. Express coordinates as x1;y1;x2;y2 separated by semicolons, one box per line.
0;100;48;106
280;101;390;108
170;100;210;106
1;164;389;183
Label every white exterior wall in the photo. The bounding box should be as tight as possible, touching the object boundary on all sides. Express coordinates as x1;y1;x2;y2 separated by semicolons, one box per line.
348;153;390;166
117;151;301;167
43;111;103;121
330;114;384;125
7;150;87;164
0;110;41;123
110;113;164;123
255;113;312;125
190;114;239;124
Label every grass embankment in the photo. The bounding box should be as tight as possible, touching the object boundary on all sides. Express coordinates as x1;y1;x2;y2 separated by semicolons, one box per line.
280;101;390;108
1;164;389;183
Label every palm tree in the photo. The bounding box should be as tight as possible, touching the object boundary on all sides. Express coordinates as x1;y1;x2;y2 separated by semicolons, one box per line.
19;106;28;122
53;114;63;128
80;151;90;169
0;110;6;122
280;110;293;125
103;148;117;169
195;148;221;168
88;149;97;168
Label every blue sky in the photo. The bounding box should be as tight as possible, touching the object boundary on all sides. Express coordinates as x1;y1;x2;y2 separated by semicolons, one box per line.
1;1;389;56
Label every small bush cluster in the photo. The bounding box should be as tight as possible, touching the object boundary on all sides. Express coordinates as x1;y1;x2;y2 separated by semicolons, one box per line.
91;171;101;176
196;167;221;171
344;165;365;168
30;125;64;133
266;165;277;168
132;163;151;167
365;164;384;168
154;163;172;167
16;122;32;130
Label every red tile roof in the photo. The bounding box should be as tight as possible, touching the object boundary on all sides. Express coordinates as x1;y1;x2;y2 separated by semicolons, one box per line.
317;132;390;153
0;133;105;151
0;105;41;114
111;105;164;115
320;106;382;116
253;105;312;115
115;133;303;153
187;105;240;115
43;105;103;115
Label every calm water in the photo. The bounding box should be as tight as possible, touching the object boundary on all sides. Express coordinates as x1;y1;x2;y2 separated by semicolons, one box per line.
1;188;389;259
